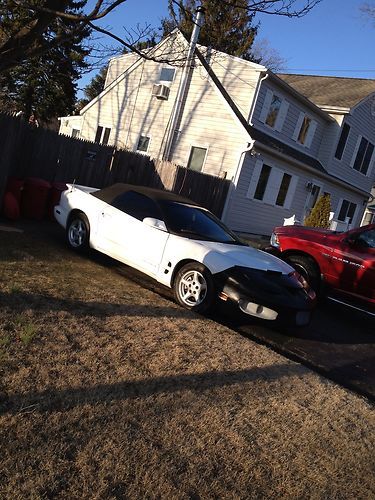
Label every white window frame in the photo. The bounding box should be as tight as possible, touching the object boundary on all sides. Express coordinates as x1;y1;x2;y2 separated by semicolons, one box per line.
95;124;111;145
186;144;209;172
158;65;176;85
246;158;298;209
136;134;151;154
335;198;358;226
71;128;80;139
292;112;317;148
350;134;375;176
259;89;289;132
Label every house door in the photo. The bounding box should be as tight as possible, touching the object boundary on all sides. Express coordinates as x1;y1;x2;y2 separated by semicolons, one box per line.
304;183;321;219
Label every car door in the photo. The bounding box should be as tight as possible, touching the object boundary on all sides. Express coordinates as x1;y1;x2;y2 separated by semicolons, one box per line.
98;191;169;276
328;228;375;302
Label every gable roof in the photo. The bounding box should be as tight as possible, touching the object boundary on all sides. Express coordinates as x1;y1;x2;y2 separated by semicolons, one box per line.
277;74;375;109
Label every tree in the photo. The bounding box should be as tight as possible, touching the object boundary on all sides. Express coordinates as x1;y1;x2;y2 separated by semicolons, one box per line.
0;6;89;123
0;1;321;73
304;194;332;229
162;0;258;61
75;65;107;112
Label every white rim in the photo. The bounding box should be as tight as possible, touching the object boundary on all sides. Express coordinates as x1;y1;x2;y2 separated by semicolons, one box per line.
68;219;87;248
178;270;207;307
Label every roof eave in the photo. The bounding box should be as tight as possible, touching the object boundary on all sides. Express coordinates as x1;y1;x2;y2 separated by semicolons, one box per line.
267;72;335;122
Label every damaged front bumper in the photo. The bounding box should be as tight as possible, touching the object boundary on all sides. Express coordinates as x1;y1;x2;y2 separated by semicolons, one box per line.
213;266;316;327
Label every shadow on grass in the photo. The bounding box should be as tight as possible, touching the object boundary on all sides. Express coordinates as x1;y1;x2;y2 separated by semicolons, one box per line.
0;363;306;415
0;290;197;319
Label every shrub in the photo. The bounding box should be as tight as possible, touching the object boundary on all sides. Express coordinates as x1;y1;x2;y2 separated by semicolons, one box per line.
304;193;331;228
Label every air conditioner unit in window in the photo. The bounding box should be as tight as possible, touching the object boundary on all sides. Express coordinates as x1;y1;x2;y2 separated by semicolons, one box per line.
152;84;170;100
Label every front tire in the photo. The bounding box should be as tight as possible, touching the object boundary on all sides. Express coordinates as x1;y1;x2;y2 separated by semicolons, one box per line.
66;213;90;252
286;254;320;292
174;262;215;313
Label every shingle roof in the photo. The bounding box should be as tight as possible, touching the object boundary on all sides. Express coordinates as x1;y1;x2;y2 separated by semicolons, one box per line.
277;74;375;109
250;127;328;174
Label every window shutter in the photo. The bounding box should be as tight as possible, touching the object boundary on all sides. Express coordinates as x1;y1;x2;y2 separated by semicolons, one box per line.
246;159;263;198
366;145;375;177
284;176;299;209
259;89;273;123
265;168;283;204
305;120;317;148
292;112;304;141
350;135;362;167
275;100;289;132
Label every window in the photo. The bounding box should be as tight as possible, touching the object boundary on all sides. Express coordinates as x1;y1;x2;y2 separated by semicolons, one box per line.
94;126;111;145
159;67;175;82
265;95;282;128
276;173;292;206
356;229;375;249
338;199;357;223
293;113;317;147
254;164;272;201
352;137;374;175
72;129;80;139
334;123;350;160
137;135;150;152
297;116;311;144
112;191;162;221
259;89;289;132
248;160;298;208
187;146;207;172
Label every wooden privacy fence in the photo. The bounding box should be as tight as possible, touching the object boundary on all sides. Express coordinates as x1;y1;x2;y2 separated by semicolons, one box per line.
0;113;230;217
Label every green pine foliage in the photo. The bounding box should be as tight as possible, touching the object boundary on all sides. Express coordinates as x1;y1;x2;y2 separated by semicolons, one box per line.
304;194;332;229
161;0;259;61
0;1;89;124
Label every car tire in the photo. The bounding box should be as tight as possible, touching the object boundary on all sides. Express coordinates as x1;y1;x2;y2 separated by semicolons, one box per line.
286;254;320;292
174;262;215;313
66;212;90;252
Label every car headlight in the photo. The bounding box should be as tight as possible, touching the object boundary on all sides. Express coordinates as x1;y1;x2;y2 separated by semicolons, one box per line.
270;232;280;248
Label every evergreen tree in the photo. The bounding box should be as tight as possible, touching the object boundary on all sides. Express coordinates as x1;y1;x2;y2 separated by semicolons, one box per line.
161;0;259;61
75;66;107;112
304;194;332;229
0;2;89;123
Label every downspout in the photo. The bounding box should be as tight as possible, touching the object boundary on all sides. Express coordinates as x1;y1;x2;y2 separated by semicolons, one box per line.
163;6;205;161
221;72;268;224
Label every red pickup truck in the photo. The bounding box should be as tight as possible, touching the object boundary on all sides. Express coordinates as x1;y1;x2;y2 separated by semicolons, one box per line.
268;224;375;314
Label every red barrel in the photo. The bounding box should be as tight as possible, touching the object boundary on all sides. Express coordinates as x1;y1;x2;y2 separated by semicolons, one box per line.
5;177;24;203
21;177;51;220
47;182;67;220
2;191;20;220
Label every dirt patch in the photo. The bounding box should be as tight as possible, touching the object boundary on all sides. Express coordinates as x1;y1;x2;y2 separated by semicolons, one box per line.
0;221;374;499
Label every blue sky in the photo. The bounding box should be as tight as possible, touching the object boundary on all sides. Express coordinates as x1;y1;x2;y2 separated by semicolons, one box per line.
78;0;374;94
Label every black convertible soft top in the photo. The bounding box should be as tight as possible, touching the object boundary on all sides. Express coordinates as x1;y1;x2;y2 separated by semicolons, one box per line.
91;183;199;207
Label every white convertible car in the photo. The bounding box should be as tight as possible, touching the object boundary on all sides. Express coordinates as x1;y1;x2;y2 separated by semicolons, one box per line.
54;183;316;326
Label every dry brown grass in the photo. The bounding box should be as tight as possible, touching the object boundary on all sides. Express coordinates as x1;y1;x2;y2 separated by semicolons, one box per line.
0;222;374;499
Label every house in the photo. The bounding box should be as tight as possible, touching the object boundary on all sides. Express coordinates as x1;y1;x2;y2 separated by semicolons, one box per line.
59;30;375;236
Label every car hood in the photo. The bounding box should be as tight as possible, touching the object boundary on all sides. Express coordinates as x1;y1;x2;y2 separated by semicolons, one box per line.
184;239;294;275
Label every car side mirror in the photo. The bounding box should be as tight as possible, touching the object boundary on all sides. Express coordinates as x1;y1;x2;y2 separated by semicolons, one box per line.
143;217;167;232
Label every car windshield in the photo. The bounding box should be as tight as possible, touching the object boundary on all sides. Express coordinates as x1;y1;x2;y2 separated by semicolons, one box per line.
159;201;243;244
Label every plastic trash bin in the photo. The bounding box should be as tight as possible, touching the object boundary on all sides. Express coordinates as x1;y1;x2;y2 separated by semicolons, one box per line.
21;177;51;220
5;177;24;204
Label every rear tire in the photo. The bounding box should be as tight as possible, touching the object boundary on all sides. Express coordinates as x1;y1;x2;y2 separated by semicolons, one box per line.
174;262;215;313
66;213;90;252
286;254;320;292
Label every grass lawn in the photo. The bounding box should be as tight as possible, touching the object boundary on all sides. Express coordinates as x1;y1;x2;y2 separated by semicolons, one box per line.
0;221;374;499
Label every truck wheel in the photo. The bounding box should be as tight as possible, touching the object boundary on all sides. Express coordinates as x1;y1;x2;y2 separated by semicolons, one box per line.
286;254;320;292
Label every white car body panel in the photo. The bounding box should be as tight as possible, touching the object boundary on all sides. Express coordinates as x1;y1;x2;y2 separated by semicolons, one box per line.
54;184;294;288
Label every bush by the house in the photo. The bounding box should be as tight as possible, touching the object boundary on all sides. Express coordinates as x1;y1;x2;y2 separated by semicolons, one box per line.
304;193;331;228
